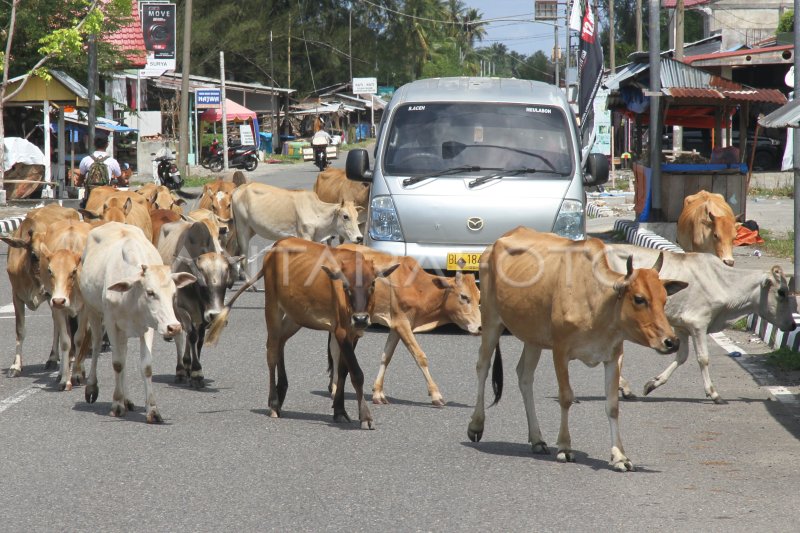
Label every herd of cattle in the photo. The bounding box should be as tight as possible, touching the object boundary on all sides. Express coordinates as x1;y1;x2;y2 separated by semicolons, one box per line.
1;170;796;471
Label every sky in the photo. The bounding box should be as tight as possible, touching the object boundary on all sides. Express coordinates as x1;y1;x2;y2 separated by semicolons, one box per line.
466;0;572;58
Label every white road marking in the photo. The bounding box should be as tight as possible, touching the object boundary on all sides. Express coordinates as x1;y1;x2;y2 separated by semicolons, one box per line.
0;382;49;414
709;332;747;355
0;303;15;313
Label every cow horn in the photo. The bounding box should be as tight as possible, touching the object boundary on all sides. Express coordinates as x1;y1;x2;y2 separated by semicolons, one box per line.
652;252;664;274
625;255;634;278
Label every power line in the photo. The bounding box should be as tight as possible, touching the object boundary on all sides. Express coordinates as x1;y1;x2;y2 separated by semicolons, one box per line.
357;0;532;26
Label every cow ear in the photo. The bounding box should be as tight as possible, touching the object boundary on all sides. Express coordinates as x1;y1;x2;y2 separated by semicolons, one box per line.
38;242;52;260
663;279;688;296
707;212;717;224
172;272;197;288
175;198;187;206
378;263;400;279
123;198;133;215
78;209;100;220
227;255;245;266
108;278;136;292
432;276;454;290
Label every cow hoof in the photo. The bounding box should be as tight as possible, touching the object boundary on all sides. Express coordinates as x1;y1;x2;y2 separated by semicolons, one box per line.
467;428;483;443
65;382;73;392
333;412;351;423
709;393;726;405
44;359;58;370
59;381;67;391
556;450;575;463
371;394;389;405
109;403;127;417
125;399;135;411
643;379;658;396
8;367;21;378
174;374;186;384
190;376;205;389
611;459;635;472
85;384;99;404
71;373;84;386
360;420;376;430
620;389;637;400
531;442;549;455
432;398;446;407
268;409;280;418
146;409;163;424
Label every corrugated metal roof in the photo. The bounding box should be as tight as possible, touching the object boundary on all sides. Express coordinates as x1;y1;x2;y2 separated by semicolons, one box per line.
759;98;800;128
684;45;793;65
665;87;787;105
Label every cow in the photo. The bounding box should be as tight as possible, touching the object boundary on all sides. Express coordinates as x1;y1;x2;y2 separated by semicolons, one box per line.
1;204;80;377
198;180;237;225
158;220;241;388
84;186;151;214
81;196;153;238
206;237;399;428
150;208;184;245
231;183;363;274
607;244;797;404
135;183;186;213
467;227;687;471
677;190;740;266
339;243;481;405
78;222;196;423
37;219;93;390
313;168;370;226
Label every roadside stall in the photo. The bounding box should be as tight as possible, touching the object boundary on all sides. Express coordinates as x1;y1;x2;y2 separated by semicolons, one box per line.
605;57;786;222
199;98;258;149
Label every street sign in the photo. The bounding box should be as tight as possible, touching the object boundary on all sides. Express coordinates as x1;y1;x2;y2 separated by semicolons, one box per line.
141;2;176;72
534;0;558;21
239;124;255;146
195;88;221;109
352;77;378;95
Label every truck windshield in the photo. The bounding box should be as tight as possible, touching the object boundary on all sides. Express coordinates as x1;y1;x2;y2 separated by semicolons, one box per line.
382;102;574;178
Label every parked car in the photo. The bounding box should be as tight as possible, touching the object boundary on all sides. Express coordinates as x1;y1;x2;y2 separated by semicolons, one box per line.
661;128;782;170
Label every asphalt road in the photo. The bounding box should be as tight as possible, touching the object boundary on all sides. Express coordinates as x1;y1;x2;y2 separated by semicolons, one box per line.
1;155;799;532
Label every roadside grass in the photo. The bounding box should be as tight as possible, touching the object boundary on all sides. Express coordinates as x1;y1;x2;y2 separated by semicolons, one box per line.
730;317;749;331
183;175;216;188
765;347;800;371
758;228;794;258
748;185;793;198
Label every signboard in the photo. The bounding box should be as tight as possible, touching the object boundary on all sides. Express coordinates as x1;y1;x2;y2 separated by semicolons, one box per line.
195;88;221;109
142;2;176;73
534;0;558;21
239;124;255;146
352;77;378;95
592;89;611;156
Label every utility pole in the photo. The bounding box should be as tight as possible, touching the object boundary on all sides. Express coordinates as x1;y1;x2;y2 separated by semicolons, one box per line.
178;0;193;180
349;6;353;84
87;34;97;158
672;0;684;155
793;0;800;284
554;23;560;87
220;51;229;170
287;22;292;89
636;0;643;52
648;0;662;221
609;0;616;72
270;30;276;154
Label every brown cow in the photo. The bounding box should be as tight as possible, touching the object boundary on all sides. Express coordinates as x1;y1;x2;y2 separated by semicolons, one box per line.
467;227;687;471
84;186;151;214
206;237;399;428
1;204;80;376
81;196;153;238
198;180;237;224
150;208;183;245
136;183;186;213
676;190;740;266
37;219;93;390
313;168;370;224
340;243;481;405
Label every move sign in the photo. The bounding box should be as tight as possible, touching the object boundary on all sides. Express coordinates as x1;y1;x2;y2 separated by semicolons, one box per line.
196;88;221;109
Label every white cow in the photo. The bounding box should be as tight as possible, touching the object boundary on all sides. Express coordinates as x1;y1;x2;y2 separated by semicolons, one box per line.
607;244;797;403
78;222;196;423
231;183;363;272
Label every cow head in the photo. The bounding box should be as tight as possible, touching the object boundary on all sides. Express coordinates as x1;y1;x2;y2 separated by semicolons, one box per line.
93;197;133;223
107;264;197;337
2;225;49;305
706;211;738;266
432;271;481;334
211;190;234;227
38;244;81;310
178;252;242;323
334;200;364;244
614;254;687;354
153;186;186;214
322;254;399;330
758;266;798;332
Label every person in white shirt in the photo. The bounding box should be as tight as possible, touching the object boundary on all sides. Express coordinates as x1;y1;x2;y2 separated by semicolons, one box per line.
78;136;122;207
311;128;332;146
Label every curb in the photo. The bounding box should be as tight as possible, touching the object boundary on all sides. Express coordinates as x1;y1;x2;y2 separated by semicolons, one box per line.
612;219;685;252
586;201;613;218
0;215;26;235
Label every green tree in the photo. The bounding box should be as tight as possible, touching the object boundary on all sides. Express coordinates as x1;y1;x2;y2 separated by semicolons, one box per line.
777;10;793;34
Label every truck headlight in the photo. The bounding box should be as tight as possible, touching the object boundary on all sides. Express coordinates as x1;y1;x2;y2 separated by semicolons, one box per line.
369;195;404;241
553;199;585;240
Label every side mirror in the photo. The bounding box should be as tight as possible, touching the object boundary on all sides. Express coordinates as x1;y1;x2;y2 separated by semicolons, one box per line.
346;149;373;182
583;153;609;187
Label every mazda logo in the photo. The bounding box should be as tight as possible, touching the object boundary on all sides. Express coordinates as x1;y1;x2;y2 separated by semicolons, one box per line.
467;217;484;231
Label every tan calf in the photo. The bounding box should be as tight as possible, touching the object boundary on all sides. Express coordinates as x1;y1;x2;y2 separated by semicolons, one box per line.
676;190;740;266
467;227;687;471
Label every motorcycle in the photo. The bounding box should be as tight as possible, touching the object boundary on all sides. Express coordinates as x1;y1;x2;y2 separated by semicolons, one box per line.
201;139;221;169
208;144;259;173
151;149;184;191
302;139;338;171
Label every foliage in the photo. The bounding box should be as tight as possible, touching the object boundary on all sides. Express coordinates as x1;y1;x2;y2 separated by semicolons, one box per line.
777;10;793;34
765;347;800;371
758;229;795;259
730;317;749;331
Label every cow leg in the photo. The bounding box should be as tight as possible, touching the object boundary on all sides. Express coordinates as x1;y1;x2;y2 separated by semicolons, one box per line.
372;329;401;405
643;330;690;397
174;308;190;383
617;352;636;400
53;310;72;390
108;325;131;418
191;324;207;389
187;325;204;389
692;330;723;404
467;318;504;443
396;322;445;406
328;333;341;399
45;309;60;369
332;347;350;422
84;313;103;404
338;331;373;430
140;329;162;423
9;294;26;377
553;347;575;463
517;342;547;454
606;346;634;472
265;315;300;418
70;312;88;387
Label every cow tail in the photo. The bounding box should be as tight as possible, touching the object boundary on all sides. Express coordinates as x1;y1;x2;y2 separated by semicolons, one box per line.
489;341;503;406
205;264;265;346
175;189;200;199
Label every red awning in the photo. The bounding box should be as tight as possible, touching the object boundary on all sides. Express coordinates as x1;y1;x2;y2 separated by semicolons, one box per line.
200;99;257;122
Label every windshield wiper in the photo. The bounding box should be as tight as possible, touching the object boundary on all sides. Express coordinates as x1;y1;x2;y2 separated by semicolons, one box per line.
402;165;485;186
468;168;540;188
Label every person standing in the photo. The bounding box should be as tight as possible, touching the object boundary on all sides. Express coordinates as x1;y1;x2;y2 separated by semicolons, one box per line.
79;136;121;208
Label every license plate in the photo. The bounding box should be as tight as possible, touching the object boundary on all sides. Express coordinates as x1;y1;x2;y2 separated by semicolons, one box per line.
446;252;481;271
